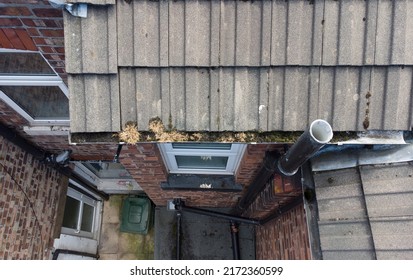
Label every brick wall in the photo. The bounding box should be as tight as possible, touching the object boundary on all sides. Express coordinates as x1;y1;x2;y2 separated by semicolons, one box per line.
0;135;68;259
245;173;303;220
255;203;311;260
119;143;284;208
120;144;243;207
0;0;66;81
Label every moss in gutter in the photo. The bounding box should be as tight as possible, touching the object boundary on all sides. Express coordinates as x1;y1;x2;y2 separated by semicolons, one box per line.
71;118;357;144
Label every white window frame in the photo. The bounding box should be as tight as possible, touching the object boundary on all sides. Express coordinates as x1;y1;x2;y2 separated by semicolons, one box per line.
61;184;101;240
0;50;69;126
158;143;246;175
72;161;142;194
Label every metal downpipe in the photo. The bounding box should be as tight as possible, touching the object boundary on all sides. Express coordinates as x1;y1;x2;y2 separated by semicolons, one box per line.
277;119;333;176
176;212;182;260
230;222;241;260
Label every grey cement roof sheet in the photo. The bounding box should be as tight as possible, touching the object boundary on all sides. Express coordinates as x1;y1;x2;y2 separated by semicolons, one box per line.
64;0;413;133
113;66;413;133
64;5;117;74
66;0;413;69
69;75;120;133
313;163;413;260
67;0;115;5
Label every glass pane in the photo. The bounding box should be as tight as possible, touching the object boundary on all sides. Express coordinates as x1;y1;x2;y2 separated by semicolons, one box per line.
83;162;132;179
62;196;81;230
0;52;55;75
80;203;94;232
172;143;232;150
0;86;69;119
175;155;228;169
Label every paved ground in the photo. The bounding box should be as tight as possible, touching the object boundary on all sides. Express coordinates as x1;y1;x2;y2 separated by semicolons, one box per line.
98;195;154;260
154;207;256;260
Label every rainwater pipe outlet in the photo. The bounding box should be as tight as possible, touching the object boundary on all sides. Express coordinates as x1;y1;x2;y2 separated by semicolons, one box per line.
277;119;333;176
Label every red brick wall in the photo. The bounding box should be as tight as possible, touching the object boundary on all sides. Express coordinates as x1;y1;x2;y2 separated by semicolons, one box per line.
120;144;243;207
245;173;303;220
0;0;66;81
0;135;68;259
119;143;285;207
255;203;311;260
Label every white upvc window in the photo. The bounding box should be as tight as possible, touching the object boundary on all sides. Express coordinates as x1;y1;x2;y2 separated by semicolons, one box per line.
72;161;142;194
61;186;101;239
0;49;69;126
159;143;246;175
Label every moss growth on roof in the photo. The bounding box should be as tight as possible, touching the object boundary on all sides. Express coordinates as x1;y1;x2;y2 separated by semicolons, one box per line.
71;117;357;144
118;122;141;144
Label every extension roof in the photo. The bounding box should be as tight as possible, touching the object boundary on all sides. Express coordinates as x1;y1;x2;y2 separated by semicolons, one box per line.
64;0;413;136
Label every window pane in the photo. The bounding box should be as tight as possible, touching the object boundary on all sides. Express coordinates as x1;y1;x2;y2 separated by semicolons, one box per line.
62;196;81;230
83;162;132;179
175;155;228;169
0;86;69;119
0;52;55;75
172;143;232;150
80;203;94;232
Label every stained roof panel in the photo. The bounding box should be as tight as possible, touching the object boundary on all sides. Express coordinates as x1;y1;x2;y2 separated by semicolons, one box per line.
313;163;413;260
64;0;413;133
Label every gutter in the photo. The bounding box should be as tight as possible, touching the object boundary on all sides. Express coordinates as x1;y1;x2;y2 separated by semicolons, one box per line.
0;123;72;176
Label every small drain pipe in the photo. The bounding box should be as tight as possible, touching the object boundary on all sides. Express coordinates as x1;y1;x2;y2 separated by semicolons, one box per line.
277;119;333;176
230;222;241;260
176;212;182;260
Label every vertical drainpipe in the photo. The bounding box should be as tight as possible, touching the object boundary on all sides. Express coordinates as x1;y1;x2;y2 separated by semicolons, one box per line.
176;212;182;260
230;221;241;260
277;119;333;176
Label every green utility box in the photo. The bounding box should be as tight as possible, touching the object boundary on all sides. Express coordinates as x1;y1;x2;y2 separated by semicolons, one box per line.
120;196;153;235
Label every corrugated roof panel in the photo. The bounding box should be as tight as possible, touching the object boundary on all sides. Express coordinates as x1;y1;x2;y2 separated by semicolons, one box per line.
68;75;86;133
313;168;375;260
317;67;371;131
376;0;413;65
110;0;413;68
279;67;312;130
186;0;214;66
322;0;372;66
369;67;413;130
69;75;120;133
116;0;134;67
361;164;413;217
360;163;413;259
64;5;117;74
119;68;163;130
115;0;376;67
185;69;213;130
117;0;164;67
168;0;185;66
113;66;413;133
233;68;261;131
65;0;413;74
67;0;115;4
235;1;265;66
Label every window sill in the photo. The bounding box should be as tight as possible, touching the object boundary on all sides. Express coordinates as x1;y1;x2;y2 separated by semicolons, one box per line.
23;125;70;136
161;174;243;192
